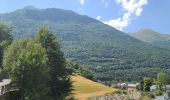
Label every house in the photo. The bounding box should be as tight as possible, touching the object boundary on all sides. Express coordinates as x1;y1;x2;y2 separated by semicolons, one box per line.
111;83;128;89
111;83;121;88
0;79;11;95
164;85;170;99
150;85;157;91
121;83;128;89
111;82;139;89
128;83;139;89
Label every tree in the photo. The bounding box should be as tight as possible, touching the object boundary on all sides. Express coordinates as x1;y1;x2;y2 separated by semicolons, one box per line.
0;23;13;80
0;23;12;67
66;61;96;81
157;72;169;91
143;77;152;92
138;80;144;91
35;27;72;99
3;39;50;100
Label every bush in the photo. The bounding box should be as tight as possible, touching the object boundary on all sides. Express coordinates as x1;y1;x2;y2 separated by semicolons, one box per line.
0;90;21;100
65;96;77;100
152;91;163;96
139;95;151;100
112;90;127;94
122;90;128;94
113;90;122;94
141;92;155;98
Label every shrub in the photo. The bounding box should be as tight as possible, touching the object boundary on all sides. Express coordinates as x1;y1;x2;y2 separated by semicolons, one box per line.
112;90;127;94
141;92;155;98
152;91;163;96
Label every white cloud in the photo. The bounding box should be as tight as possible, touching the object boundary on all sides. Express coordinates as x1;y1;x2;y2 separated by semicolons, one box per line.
104;13;130;30
79;0;86;5
135;8;142;16
96;16;101;20
103;0;148;30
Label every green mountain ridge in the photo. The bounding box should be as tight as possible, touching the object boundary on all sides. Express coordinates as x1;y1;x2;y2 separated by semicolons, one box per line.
1;6;170;82
128;29;170;45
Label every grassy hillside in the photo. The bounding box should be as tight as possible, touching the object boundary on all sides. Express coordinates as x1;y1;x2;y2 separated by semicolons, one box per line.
128;29;170;44
71;75;114;100
1;6;170;82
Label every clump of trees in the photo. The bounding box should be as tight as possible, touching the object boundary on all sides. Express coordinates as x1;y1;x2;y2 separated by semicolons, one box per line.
1;25;73;100
143;77;153;92
156;72;169;91
3;39;50;100
139;71;170;92
66;61;96;81
138;77;153;92
0;23;13;79
0;23;12;66
0;24;97;100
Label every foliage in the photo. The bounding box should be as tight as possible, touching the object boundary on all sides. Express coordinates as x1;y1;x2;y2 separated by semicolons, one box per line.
140;92;153;100
157;72;169;85
165;70;170;83
3;39;50;100
138;80;144;91
156;72;169;91
66;61;96;81
143;77;153;92
0;23;12;67
113;90;127;94
152;90;163;96
35;27;72;99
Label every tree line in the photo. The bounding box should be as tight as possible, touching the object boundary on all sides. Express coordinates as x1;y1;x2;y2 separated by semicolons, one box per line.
139;71;170;92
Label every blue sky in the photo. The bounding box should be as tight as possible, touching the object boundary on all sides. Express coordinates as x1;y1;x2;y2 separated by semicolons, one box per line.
0;0;170;34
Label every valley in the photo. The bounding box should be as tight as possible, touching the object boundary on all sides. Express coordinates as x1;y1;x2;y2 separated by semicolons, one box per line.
0;6;170;83
0;5;170;100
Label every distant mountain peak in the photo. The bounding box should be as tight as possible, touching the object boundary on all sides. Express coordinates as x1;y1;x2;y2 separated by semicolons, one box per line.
23;6;38;10
137;29;160;35
128;29;170;43
5;6;99;24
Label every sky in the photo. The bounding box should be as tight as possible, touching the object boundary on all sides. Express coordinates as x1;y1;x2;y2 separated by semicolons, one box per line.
0;0;170;34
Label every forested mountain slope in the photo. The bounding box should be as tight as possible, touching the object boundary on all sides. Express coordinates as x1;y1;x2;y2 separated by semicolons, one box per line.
1;6;170;83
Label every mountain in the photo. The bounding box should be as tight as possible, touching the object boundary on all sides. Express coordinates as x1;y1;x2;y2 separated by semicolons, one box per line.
128;29;170;45
1;6;170;82
71;75;114;100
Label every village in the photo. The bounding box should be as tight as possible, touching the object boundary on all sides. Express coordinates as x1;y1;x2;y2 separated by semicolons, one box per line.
110;81;170;100
1;77;170;100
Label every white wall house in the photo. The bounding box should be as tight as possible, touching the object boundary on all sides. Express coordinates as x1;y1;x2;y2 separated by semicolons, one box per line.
150;85;157;91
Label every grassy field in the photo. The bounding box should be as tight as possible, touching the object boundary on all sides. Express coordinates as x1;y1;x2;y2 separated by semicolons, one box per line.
70;75;115;100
